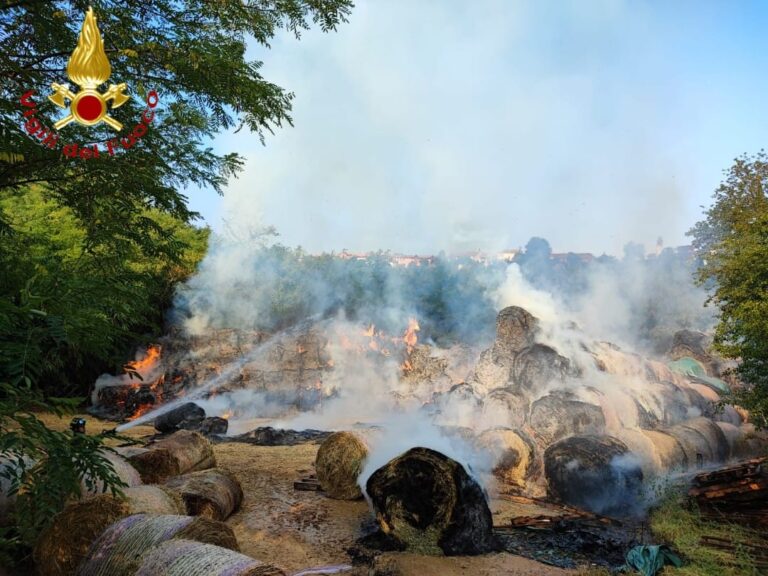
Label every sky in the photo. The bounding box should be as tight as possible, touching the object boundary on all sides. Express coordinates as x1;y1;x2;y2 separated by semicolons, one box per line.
185;0;768;256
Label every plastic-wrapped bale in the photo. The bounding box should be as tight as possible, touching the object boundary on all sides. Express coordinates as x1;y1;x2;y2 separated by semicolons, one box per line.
480;388;528;429
529;393;606;447
77;514;239;576
34;486;184;576
476;428;539;491
165;468;243;520
134;539;285;576
512;344;571;392
154;402;206;433
544;435;644;517
664;417;730;467
315;432;368;500
366;447;494;556
128;430;215;483
82;450;142;496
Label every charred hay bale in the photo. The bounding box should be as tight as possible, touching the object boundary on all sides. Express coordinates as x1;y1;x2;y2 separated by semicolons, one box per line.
528;393;605;447
544;435;643;516
154;402;206;433
476;428;539;490
315;432;368;500
200;416;229;436
77;514;239;576
34;486;184;576
480;388;528;429
165;468;243;520
494;306;538;360
366;447;494;556
512;344;570;391
128;430;215;484
83;451;142;496
134;539;285;576
664;417;730;466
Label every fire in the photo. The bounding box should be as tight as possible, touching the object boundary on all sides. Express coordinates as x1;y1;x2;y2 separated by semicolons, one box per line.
403;318;420;351
127;402;154;421
221;410;233;420
125;344;162;374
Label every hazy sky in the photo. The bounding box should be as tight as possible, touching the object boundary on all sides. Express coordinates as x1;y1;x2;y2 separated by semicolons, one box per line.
185;0;768;256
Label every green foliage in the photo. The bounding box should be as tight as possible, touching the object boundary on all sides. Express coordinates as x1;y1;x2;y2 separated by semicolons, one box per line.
689;151;768;427
650;490;765;576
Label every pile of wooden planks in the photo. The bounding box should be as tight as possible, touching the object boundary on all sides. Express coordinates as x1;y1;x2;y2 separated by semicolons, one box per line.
689;458;768;527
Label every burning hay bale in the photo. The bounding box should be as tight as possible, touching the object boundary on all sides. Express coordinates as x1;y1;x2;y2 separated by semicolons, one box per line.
128;430;215;484
315;431;368;500
528;393;606;447
200;416;229;436
154;402;206;433
511;344;571;391
493;306;538;360
34;486;184;576
164;468;243;520
365;447;495;555
133;539;285;576
544;435;643;516
479;388;528;429
476;428;539;491
77;514;239;576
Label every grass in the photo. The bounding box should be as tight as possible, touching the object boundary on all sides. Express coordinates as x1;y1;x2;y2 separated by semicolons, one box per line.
647;492;765;576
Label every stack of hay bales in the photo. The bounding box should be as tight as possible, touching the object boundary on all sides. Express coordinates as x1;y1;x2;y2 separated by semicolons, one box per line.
34;486;184;576
128;430;215;483
77;514;240;575
164;468;243;520
314;431;369;500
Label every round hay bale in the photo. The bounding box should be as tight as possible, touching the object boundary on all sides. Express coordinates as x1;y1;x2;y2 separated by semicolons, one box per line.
637;429;689;472
82;451;142;496
200;416;229;436
134;539;285;576
664;417;730;466
480;388;528;429
34;486;184;576
494;306;538;360
476;427;538;490
315;432;368;500
165;468;243;520
365;447;494;556
544;435;643;517
128;430;215;484
154;402;206;433
77;514;239;576
529;393;605;447
512;344;570;391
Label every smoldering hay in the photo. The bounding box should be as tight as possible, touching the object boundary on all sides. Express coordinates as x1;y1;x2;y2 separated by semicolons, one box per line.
92;277;765;515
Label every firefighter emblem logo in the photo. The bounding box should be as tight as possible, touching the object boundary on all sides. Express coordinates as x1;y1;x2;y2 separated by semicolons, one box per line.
49;7;129;131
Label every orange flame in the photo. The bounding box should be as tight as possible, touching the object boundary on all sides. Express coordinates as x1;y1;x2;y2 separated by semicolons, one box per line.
221;410;233;420
126;344;161;373
403;318;420;351
68;7;111;88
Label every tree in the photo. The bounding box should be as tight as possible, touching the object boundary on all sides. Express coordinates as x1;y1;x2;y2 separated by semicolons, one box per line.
689;151;768;427
0;1;352;562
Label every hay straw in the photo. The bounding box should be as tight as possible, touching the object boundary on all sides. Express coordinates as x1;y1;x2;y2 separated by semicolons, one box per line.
34;486;184;576
76;514;238;576
134;539;285;576
82;451;142;496
128;430;215;484
315;432;368;500
164;468;243;520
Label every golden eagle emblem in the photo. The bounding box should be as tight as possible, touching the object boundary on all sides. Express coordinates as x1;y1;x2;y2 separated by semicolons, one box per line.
49;7;129;131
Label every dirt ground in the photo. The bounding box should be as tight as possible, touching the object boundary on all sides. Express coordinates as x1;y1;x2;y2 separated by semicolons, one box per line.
37;413;574;575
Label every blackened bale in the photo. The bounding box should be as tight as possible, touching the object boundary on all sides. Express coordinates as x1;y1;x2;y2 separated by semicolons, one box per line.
366;447;494;556
544;435;643;516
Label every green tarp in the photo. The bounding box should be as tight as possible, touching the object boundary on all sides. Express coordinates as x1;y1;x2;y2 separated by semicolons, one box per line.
667;357;730;394
625;545;683;576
